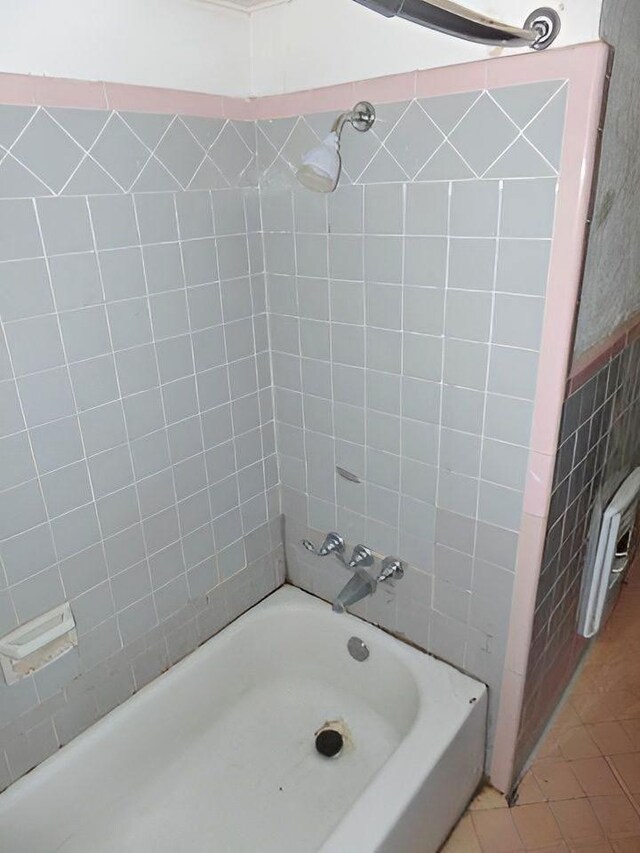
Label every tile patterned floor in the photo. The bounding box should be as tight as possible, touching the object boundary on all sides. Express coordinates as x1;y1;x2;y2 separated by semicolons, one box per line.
443;559;640;852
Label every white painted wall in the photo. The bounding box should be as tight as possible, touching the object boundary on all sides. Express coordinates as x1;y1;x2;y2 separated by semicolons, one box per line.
0;0;603;97
0;0;251;96
250;0;603;96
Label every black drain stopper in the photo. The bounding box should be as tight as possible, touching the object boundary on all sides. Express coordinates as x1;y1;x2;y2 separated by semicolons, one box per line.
315;729;344;758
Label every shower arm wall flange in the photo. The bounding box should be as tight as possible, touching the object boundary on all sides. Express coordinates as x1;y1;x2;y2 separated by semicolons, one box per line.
352;1;561;51
331;101;376;136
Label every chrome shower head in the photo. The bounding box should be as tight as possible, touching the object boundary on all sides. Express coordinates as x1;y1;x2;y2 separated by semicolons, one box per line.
296;101;376;193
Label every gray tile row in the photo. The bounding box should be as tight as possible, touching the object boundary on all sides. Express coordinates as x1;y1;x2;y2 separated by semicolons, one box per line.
0;107;255;196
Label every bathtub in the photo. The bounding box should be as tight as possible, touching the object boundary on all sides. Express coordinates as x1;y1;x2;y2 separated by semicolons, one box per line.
0;585;487;853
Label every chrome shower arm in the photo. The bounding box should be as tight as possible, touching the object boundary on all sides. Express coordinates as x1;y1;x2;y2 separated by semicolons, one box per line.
331;101;376;136
352;0;561;51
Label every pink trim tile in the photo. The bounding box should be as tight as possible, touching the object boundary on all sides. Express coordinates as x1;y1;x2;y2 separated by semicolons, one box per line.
569;348;616;394
254;82;356;120
416;59;487;97
32;76;107;109
0;73;36;106
506;513;550;678
628;316;640;344
222;96;255;120
523;452;556;518
568;307;640;393
529;42;610;457
104;83;225;117
486;41;603;88
491;671;527;793
492;512;550;791
353;71;416;104
492;42;610;795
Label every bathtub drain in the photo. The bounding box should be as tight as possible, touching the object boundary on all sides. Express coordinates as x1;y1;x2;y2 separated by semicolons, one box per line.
315;728;343;758
314;719;352;759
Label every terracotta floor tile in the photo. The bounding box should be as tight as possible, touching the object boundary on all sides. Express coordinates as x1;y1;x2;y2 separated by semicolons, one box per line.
572;694;622;726
609;695;640;722
445;577;640;853
469;783;509;811
559;727;603;761
593;663;638;694
517;771;547;805
570;758;624;797
621;721;640;751
588;724;637;757
512;803;563;849
533;759;585;801
574;668;601;696
589;642;626;667
589;795;640;840
609;754;640;795
539;735;564;760
556;705;587;732
441;813;483;852
572;694;614;725
550;799;605;847
611;839;640;852
472;808;525;852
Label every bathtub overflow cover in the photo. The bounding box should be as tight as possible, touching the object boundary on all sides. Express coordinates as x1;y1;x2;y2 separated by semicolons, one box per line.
348;636;369;662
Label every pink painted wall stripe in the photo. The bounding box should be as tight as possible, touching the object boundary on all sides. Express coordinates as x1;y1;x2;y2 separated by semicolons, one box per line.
568;307;640;394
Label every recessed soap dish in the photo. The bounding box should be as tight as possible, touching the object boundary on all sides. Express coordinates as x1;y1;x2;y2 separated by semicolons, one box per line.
0;602;77;685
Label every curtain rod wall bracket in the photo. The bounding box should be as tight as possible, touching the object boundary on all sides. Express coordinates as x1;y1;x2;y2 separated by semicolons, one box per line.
352;1;561;51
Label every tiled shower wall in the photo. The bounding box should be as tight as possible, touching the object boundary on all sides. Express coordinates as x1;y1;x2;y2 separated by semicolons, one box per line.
0;77;571;788
259;80;568;756
0;106;283;790
513;335;640;778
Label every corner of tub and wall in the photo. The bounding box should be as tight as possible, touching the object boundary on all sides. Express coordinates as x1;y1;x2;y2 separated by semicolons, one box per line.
0;1;637;804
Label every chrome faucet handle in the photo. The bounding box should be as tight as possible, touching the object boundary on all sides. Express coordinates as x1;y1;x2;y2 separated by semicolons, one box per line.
302;532;345;557
378;557;405;583
348;545;374;570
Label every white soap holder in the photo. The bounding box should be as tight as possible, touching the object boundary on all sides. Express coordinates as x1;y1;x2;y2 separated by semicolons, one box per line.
0;602;77;685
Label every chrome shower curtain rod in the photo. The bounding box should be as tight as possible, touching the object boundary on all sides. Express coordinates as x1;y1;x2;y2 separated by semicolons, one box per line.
352;0;561;50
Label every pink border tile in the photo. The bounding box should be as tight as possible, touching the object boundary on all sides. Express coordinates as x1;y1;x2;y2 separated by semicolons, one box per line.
253;82;357;120
416;59;487;97
0;73;36;106
0;73;108;109
0;42;609;122
523;452;556;518
568;308;640;393
222;96;254;121
492;512;549;787
104;83;224;117
33;77;108;109
491;41;610;794
628;317;640;344
353;71;417;104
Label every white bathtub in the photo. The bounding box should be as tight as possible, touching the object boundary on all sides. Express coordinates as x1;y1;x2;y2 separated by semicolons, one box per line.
0;585;486;852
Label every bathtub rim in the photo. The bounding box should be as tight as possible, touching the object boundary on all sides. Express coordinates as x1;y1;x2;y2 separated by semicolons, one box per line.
0;584;487;852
